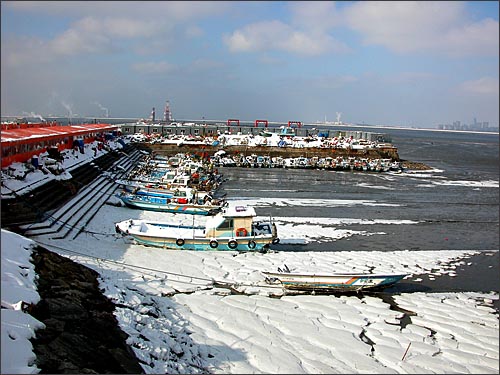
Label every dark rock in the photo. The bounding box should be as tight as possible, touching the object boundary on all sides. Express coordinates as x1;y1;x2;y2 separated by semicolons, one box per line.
30;246;144;374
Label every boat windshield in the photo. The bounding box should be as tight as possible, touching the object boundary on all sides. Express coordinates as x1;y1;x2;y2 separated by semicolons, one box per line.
218;219;233;229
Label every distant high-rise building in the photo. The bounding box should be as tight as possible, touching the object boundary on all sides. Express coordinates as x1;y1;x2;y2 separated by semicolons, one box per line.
150;107;155;122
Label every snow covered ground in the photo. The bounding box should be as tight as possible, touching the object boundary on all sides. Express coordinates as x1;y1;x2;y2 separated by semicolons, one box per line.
1;136;499;374
1;231;44;374
1;138;128;198
2;205;498;373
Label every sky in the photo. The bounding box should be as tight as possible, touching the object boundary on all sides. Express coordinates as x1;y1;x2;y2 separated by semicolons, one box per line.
1;1;499;128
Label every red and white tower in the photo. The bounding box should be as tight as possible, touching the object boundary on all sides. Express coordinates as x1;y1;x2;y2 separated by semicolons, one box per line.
164;100;172;123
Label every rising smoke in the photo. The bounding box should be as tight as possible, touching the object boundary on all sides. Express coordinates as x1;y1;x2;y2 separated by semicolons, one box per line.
93;101;109;117
61;101;74;118
21;111;46;122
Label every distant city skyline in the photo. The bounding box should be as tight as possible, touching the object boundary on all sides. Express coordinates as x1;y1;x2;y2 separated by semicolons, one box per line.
1;1;499;128
437;117;497;131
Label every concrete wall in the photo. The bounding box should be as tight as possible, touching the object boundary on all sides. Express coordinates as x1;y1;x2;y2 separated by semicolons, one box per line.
136;143;400;161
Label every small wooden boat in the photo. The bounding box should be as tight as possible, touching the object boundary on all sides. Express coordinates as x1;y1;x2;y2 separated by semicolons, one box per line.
115;205;279;251
115;190;224;215
263;270;408;292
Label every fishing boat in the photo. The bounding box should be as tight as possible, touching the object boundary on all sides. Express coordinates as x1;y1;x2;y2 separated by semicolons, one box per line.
262;270;408;292
115;205;279;251
115;190;223;215
121;184;213;201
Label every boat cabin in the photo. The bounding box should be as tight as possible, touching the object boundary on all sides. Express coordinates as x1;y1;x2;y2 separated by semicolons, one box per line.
279;127;296;137
205;205;271;238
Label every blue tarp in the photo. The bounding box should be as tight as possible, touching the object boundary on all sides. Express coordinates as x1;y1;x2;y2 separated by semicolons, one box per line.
74;139;85;153
31;155;39;168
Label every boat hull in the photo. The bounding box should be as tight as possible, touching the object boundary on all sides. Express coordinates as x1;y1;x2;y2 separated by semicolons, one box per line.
115;219;276;251
116;193;221;215
126;234;272;251
263;272;407;292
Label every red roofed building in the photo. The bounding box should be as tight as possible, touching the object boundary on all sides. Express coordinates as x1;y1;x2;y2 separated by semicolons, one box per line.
1;123;119;168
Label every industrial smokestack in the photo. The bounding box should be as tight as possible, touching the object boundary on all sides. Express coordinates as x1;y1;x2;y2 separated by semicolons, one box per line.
151;107;155;122
164;100;172;123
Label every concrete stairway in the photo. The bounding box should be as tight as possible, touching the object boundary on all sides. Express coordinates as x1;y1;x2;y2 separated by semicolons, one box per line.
19;146;143;240
2;145;141;233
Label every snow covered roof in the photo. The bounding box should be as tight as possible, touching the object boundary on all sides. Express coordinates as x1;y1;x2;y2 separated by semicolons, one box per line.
222;205;256;218
1;124;118;144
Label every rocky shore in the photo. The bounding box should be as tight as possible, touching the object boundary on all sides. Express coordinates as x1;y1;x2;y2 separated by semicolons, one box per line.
400;160;433;170
29;246;144;374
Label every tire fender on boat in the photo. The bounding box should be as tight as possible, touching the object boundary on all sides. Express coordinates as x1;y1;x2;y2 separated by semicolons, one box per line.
176;238;185;247
272;238;280;244
228;239;238;249
248;240;257;249
209;240;218;249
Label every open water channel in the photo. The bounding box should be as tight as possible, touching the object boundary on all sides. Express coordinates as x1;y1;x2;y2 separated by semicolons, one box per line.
216;128;499;293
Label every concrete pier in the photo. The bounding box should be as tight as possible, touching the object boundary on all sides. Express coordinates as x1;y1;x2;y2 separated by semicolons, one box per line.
136;143;401;161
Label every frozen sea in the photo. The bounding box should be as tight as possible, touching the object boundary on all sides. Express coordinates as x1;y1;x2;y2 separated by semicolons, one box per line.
217;128;499;290
2;127;499;373
221;129;499;251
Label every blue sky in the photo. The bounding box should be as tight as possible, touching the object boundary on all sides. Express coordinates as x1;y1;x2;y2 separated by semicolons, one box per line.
1;1;498;128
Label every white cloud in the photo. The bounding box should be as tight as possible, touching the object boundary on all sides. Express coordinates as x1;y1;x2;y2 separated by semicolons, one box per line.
49;25;114;56
132;61;176;74
2;2;226;61
100;17;164;38
343;1;499;56
49;16;169;56
224;20;349;56
458;77;499;95
1;36;48;66
288;1;340;32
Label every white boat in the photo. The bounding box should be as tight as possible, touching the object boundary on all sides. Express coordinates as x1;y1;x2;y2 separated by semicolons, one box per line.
263;270;408;293
115;205;279;251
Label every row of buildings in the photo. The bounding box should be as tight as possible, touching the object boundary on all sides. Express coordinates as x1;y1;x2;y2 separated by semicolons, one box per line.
119;121;392;143
437;119;497;132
